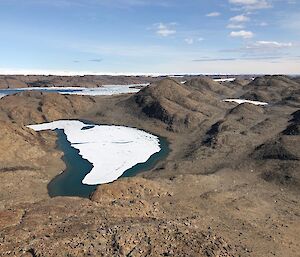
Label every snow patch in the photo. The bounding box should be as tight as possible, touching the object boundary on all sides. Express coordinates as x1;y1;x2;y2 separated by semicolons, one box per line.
27;120;161;185
223;99;268;106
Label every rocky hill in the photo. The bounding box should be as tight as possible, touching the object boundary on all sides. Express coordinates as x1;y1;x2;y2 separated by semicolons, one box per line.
184;76;236;97
241;75;300;104
133;78;228;131
0;91;97;125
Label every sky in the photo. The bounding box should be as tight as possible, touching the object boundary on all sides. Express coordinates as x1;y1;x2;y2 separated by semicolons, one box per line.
0;0;299;75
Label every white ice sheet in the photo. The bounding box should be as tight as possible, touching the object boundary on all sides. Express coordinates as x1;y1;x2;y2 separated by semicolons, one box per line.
27;120;161;185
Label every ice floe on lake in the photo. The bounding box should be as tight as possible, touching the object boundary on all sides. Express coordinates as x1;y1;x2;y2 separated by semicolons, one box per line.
223;99;268;106
27;120;161;185
0;84;148;98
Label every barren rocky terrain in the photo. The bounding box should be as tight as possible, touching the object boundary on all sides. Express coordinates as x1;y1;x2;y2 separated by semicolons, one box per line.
0;75;299;256
0;74;252;89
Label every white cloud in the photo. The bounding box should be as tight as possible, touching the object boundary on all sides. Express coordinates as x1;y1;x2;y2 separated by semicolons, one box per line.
184;37;204;45
230;30;254;39
227;23;245;29
185;38;194;44
259;22;268;26
229;0;272;10
155;23;176;37
222;40;296;55
249;41;293;49
227;15;249;31
206;12;221;17
230;14;250;23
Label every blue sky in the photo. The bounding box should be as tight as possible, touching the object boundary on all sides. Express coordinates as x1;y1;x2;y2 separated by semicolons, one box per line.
0;0;299;75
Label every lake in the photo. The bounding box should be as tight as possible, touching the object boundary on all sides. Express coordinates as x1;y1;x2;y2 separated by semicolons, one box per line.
27;120;169;198
0;84;148;98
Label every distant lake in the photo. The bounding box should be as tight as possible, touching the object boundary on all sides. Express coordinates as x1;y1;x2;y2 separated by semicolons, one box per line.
0;84;148;98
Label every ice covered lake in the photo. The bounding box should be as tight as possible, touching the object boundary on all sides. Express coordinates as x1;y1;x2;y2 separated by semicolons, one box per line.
0;84;148;98
27;120;169;198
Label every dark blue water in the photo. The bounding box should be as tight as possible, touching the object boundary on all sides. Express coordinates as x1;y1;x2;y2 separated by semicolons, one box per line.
48;128;169;198
0;88;83;97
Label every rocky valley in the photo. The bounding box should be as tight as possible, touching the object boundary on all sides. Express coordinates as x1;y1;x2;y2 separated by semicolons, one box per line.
0;75;299;257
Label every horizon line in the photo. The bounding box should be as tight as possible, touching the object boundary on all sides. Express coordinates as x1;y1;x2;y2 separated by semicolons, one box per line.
0;69;298;77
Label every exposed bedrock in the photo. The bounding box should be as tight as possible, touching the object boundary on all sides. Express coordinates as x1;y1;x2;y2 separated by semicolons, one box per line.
0;75;299;256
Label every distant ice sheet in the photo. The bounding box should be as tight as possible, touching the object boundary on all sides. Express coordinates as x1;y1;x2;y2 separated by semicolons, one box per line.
223;99;268;106
27;120;160;185
0;84;148;98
